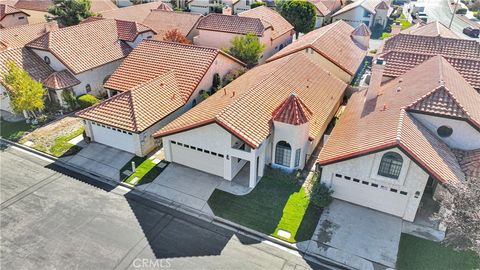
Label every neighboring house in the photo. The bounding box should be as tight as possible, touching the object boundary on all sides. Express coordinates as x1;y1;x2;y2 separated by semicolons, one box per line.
267;20;369;83
238;6;294;58
154;52;347;188
317;55;480;222
77;40;245;157
142;9;202;41
0;4;29;28
308;0;343;27
99;2;164;22
194;12;291;62
14;0;118;13
24;18;155;106
0;21;57;50
378;23;480;92
398;21;459;38
188;0;253;15
331;0;392;29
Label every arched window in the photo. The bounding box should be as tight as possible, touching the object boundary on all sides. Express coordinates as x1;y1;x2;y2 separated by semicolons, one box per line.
85;84;91;93
275;141;291;167
378;152;403;179
44;56;51;65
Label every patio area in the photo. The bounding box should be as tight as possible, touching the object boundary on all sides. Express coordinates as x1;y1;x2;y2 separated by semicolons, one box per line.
402;195;445;242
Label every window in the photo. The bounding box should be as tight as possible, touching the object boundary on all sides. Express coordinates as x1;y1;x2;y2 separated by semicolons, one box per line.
378;152;403;179
437;126;453;138
18;16;25;20
275;141;291;167
400;191;408;195
218;154;224;158
335;174;342;178
362;181;369;185
192;99;197;107
44;56;51;64
85;84;92;93
363;10;370;17
294;149;301;167
171;141;177;144
371;183;378;187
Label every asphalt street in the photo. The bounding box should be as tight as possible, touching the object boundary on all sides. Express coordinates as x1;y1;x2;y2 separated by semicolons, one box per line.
0;146;327;270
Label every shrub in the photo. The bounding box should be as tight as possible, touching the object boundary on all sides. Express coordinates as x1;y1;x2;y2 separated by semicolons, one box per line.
222;67;247;86
61;88;78;110
251;1;266;8
77;94;99;108
310;174;333;208
212;73;222;91
212;4;223;13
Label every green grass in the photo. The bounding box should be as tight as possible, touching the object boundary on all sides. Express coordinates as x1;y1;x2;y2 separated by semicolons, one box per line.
397;234;480;270
208;168;322;243
49;127;84;157
394;13;413;30
122;157;167;185
0;120;33;141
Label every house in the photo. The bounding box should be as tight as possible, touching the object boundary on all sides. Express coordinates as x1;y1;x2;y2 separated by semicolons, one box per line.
77;40;245;156
331;0;392;29
398;21;459;38
267;20;369;83
194;11;293;62
153;52;347;188
24;18;155;107
100;2;164;22
142;9;202;41
308;0;343;27
14;0;118;13
188;0;253;15
317;55;480;222
378;23;480;92
0;4;29;28
0;21;57;50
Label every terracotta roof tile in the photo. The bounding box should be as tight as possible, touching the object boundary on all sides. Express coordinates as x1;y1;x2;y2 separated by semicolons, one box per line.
142;10;202;40
155;52;347;148
197;13;267;36
267;20;367;75
272;93;313;125
156;2;173;11
1;3;26;19
0;47;53;83
77;71;184;132
0;21;57;50
318;56;480;183
115;20;153;42
14;0;117;13
100;2;163;22
352;23;371;36
42;69;80;90
26;19;143;74
104;39;244;100
239;6;293;40
400;21;459;38
453;149;480;178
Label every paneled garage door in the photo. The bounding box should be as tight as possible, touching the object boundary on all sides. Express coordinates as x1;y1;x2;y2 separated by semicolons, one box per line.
170;141;224;177
331;174;409;218
91;123;136;154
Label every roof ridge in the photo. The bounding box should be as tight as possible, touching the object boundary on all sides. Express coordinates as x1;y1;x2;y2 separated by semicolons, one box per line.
395;109;406;143
142;39;219;52
125;90;139;132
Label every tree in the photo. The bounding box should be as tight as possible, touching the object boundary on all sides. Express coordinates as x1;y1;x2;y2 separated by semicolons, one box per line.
163;29;192;44
435;179;480;256
46;0;93;26
2;61;46;119
224;32;266;68
281;0;316;38
251;1;266;8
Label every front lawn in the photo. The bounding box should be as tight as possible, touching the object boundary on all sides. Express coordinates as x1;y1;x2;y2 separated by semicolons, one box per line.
208;168;322;243
397;234;480;270
49;127;84;157
0;119;34;141
121;156;168;185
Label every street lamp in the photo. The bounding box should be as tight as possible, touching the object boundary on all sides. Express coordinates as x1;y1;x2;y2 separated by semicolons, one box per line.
449;0;460;29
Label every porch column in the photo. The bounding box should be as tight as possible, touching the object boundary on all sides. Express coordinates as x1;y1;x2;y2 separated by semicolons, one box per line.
223;155;233;181
249;156;258;188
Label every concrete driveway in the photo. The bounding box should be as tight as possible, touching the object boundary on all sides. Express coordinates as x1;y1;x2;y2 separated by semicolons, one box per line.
60;142;134;181
307;200;402;269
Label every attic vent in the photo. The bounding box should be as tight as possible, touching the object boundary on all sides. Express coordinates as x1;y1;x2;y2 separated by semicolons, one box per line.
396;87;401;92
224;88;227;96
231;91;235;97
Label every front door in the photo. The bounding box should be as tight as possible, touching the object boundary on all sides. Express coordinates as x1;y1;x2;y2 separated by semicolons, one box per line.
424;177;436;194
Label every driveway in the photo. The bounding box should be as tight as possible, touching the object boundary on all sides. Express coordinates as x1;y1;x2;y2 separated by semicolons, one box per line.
307;200;402;269
60;142;134;181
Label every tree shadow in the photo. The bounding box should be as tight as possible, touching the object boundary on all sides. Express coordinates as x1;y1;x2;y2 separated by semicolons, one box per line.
295;203;323;242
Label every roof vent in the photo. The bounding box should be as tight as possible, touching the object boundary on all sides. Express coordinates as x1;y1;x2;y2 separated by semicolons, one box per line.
396;87;401;92
223;88;227;96
380;104;388;111
231;91;235;97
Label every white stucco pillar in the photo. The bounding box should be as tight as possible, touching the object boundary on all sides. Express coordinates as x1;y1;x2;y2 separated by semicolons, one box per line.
224;156;233;181
163;139;172;162
249;159;257;188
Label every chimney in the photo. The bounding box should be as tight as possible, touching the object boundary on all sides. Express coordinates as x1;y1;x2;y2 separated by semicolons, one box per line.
223;5;233;15
351;23;371;49
366;57;386;101
391;22;402;36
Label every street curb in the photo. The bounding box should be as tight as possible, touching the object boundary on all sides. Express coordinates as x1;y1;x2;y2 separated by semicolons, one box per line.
1;138;350;269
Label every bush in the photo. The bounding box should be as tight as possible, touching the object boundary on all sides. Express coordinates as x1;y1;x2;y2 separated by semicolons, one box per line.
222;67;247;86
456;8;468;14
61;88;78;110
212;4;223;13
251;2;266;8
212;73;222;91
77;94;99;109
310;174;333;208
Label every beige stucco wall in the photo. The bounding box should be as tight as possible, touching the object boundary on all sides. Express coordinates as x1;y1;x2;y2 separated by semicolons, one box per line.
0;12;28;28
320;147;430;221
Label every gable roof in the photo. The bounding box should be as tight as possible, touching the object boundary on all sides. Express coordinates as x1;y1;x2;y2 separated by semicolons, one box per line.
25;19;150;74
318;56;480;184
197;13;268;36
142;10;202;40
0;21;57;50
308;0;342;16
267;20;367;75
0;47;53;83
272;93;313;125
400;21;459;39
77;71;184;132
238;6;293;40
100;2;162;22
42;69;80;90
14;0;117;13
104;39;244;100
352;22;371;36
154;52;347;148
332;0;389;17
1;3;27;20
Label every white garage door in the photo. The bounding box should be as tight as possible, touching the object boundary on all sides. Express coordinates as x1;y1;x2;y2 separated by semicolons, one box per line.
170;142;224;177
331;174;409;218
91;123;136;154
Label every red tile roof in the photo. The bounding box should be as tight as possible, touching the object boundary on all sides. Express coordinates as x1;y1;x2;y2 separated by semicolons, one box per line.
14;0;118;13
267;20;368;76
77;71;184;132
352;23;371;36
42;69;80;90
1;3;26;19
0;21;57;50
272;93;313;125
156;2;173;11
115;19;153;42
318;56;480;183
238;6;293;40
0;47;53;83
453;149;480;179
104;39;244;100
308;0;342;16
197;13;268;36
100;2;162;22
400;21;459;39
155;52;347;148
26;19;150;74
142;10;202;40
